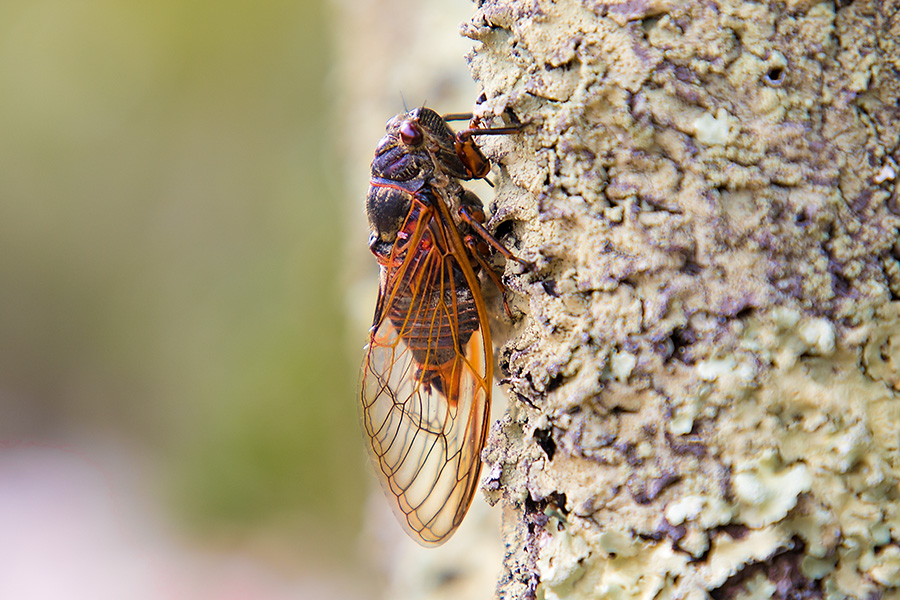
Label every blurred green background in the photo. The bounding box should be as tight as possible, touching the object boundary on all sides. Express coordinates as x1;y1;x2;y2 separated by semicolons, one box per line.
0;0;363;563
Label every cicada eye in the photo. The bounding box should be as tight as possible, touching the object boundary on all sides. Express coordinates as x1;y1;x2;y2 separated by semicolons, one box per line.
399;121;423;146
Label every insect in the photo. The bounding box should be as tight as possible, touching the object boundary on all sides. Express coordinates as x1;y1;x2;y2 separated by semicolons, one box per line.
359;106;525;546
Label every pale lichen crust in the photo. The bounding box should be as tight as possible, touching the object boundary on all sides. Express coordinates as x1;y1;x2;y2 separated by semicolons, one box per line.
462;0;900;597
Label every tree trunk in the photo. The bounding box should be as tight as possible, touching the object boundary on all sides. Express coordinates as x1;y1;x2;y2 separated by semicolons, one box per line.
465;0;900;598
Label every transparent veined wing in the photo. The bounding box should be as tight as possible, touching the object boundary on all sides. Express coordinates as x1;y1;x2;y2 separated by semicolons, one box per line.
359;202;492;546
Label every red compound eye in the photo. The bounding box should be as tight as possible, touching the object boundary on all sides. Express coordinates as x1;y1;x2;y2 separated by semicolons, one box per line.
399;121;423;146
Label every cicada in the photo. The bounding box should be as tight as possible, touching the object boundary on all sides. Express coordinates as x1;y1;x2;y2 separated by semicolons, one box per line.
360;107;524;546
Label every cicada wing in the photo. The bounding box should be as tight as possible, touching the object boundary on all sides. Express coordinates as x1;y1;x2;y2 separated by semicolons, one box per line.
360;287;490;546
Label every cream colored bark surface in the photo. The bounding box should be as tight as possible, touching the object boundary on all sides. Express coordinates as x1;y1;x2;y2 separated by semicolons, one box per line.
467;0;900;598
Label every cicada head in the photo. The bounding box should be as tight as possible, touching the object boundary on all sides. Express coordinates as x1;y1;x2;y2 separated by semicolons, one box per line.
371;108;470;184
367;108;472;246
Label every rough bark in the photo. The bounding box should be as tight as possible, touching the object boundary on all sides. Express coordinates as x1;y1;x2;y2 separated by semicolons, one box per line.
466;0;900;598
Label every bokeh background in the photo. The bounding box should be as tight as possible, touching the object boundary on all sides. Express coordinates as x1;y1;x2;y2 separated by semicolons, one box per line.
0;0;483;598
1;0;359;597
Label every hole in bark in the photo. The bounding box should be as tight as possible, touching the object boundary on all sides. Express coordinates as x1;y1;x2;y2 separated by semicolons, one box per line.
640;16;661;32
541;278;560;297
493;219;514;240
734;306;754;319
667;326;696;364
764;65;786;86
546;371;565;393
502;106;521;125
534;427;556;460
498;348;512;377
546;492;568;517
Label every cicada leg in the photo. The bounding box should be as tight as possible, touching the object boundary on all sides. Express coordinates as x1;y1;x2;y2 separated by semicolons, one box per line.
457;203;530;319
443;112;527;182
463;235;515;319
458;204;531;269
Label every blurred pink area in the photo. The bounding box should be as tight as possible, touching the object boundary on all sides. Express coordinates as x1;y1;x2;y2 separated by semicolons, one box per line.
0;443;364;600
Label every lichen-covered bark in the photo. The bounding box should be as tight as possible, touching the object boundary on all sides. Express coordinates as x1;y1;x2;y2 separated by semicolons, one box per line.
464;0;900;598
